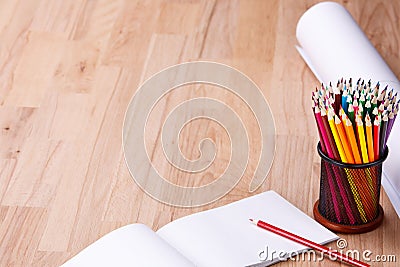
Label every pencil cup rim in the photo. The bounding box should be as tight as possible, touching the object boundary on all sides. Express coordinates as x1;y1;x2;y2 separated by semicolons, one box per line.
317;142;388;169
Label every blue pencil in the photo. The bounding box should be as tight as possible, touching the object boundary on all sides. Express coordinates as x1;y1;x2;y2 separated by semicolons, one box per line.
342;89;349;113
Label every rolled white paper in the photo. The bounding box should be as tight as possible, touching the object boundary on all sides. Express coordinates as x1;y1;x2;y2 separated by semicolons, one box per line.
296;1;400;218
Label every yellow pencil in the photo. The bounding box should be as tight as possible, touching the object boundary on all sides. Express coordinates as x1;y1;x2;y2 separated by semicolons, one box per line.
356;115;369;164
328;110;347;162
365;114;374;162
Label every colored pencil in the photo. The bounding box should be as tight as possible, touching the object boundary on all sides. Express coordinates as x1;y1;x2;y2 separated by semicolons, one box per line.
314;106;334;158
320;108;340;161
365;114;374;162
356;115;369;164
380;113;389;155
377;86;387;106
328;111;347;162
344;118;362;164
373;115;381;160
342;89;349;113
312;79;397;163
335;114;355;164
249;219;369;267
348;104;355;129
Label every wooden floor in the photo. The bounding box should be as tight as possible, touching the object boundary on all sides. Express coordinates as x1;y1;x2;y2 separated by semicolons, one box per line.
0;0;399;266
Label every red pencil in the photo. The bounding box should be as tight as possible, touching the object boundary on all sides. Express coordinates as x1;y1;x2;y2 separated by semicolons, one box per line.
320;107;340;160
314;106;335;157
249;219;369;267
312;106;327;153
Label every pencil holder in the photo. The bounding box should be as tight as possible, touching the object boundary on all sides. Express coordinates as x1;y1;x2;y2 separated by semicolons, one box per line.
313;142;388;234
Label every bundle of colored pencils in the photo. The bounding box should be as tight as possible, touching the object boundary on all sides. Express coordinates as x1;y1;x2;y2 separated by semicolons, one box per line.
312;78;398;164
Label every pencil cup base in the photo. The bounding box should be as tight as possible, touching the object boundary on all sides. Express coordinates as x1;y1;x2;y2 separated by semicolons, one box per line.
313;200;384;234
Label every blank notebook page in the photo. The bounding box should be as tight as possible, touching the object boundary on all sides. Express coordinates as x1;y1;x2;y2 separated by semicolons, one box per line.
157;191;338;267
61;224;194;267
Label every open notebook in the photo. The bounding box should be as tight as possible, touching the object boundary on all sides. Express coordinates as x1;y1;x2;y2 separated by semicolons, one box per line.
61;191;337;267
296;1;400;218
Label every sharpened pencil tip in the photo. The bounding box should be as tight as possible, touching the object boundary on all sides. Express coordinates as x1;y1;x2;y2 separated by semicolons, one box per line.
249;218;257;225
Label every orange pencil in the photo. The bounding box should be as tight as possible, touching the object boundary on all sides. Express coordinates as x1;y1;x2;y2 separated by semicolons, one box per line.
344;118;362;164
365;114;374;162
335;114;355;164
340;108;350;125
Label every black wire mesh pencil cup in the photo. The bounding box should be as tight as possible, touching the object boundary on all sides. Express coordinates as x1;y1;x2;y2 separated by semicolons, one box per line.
313;142;388;234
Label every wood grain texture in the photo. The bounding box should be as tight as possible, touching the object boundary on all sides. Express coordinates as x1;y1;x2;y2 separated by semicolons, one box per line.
0;0;399;266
